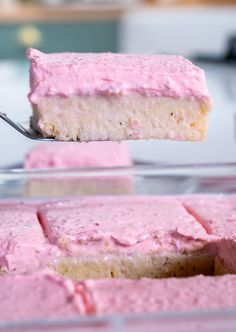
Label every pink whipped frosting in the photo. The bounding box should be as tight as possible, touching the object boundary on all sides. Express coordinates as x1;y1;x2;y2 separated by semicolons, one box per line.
0;203;58;273
82;274;236;315
27;48;210;103
0;270;85;321
2;270;236;321
181;196;236;237
180;196;236;271
24;142;132;169
38;196;212;257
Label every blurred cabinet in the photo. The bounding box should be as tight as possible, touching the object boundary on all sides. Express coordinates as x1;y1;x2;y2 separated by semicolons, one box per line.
0;21;119;59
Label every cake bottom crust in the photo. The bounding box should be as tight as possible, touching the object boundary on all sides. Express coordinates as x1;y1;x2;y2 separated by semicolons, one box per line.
214;257;232;275
31;95;210;141
54;251;215;280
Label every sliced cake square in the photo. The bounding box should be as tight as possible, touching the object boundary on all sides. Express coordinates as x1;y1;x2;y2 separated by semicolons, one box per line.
0;203;57;274
80;274;236;315
0;270;86;321
27;49;212;142
38;196;216;279
181;195;236;275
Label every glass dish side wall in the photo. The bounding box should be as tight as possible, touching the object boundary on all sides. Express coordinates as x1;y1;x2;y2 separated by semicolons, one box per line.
1;163;236;198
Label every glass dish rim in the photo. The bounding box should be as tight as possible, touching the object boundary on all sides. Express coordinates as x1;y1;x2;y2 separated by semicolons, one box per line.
1;161;236;180
1;306;236;330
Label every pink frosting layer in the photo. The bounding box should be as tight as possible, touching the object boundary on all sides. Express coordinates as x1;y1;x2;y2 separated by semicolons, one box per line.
179;196;236;272
0;203;58;273
24;142;132;169
38;196;212;257
0;270;85;321
27;48;210;103
2;270;236;321
181;196;236;237
82;274;236;315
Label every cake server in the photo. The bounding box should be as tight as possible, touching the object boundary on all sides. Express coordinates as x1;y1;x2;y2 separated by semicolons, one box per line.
0;112;63;141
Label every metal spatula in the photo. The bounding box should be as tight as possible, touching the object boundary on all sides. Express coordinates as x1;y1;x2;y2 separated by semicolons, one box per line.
0;112;59;141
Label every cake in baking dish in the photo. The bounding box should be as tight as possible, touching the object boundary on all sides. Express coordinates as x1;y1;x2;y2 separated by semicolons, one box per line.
38;196;216;279
24;141;133;197
27;48;212;142
0;270;86;321
0;203;57;275
81;274;236;315
1;270;236;321
180;195;236;275
2;195;236;279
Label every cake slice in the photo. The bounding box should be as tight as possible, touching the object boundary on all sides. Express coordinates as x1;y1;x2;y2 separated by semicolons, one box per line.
0;270;86;321
180;195;236;275
27;48;211;142
0;203;58;274
81;274;236;315
1;271;236;323
24;142;133;197
0;270;236;322
38;196;216;280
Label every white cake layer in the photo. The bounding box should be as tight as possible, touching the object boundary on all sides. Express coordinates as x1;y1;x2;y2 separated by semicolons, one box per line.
31;95;210;142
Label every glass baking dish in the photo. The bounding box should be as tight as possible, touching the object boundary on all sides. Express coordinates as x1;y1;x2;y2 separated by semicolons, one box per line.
1;162;236;199
1;162;236;331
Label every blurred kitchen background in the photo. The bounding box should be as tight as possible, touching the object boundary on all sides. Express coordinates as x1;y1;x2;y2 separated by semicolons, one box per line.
0;0;236;167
